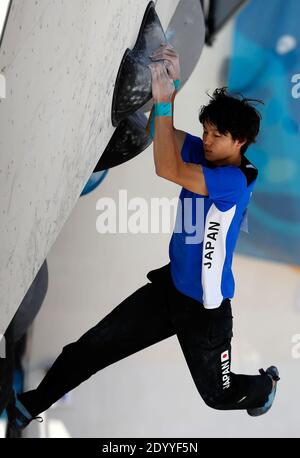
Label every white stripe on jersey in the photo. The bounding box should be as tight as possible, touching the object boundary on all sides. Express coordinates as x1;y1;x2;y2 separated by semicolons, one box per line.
201;203;236;309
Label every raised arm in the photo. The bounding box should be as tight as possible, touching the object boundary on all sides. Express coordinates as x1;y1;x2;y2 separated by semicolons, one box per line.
149;62;208;195
146;108;187;156
146;43;186;158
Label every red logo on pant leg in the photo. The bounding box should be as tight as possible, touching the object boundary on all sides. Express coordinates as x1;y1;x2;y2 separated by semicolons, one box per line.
221;350;229;362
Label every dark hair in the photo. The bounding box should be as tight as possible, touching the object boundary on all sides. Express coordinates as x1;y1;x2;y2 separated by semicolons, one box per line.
199;87;264;155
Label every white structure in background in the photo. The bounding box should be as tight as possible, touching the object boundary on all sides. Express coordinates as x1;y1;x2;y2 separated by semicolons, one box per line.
0;1;10;35
0;73;5;99
0;0;9;98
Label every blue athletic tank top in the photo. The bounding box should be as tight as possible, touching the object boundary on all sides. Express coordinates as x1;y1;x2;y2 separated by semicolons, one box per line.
169;133;258;308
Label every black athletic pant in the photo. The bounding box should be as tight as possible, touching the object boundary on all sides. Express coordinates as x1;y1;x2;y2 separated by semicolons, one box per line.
20;264;272;416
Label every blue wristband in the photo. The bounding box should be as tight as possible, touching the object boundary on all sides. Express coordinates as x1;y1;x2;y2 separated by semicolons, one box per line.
149;101;174;140
154;102;172;117
174;79;181;90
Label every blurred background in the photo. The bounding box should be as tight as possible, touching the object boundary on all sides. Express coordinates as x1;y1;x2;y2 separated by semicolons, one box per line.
0;0;300;438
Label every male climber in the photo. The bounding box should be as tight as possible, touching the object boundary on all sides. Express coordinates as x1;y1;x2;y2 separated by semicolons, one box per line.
6;43;279;430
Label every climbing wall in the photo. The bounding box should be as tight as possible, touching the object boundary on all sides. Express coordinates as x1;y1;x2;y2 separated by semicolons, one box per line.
0;0;183;336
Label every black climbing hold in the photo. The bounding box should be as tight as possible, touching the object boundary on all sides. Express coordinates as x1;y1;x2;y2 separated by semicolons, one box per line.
111;1;166;126
94;110;151;171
